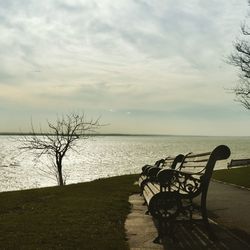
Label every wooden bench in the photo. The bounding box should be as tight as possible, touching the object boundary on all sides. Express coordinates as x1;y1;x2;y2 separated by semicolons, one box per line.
227;158;250;168
138;154;184;193
141;145;231;243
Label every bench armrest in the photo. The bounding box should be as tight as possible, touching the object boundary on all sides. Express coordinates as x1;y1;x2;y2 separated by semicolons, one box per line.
157;169;201;195
157;169;176;186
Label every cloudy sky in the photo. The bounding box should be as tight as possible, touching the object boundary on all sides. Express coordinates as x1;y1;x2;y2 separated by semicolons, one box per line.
0;0;249;135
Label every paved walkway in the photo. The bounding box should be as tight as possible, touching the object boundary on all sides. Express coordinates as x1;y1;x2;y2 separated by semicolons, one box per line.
125;181;250;249
206;180;250;235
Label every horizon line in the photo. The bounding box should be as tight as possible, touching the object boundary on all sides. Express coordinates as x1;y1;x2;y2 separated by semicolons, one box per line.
0;132;249;137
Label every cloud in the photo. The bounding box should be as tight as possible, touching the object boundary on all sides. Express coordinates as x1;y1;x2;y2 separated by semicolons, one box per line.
0;0;249;134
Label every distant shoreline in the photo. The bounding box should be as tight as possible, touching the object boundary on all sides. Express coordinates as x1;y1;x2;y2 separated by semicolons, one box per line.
0;132;249;137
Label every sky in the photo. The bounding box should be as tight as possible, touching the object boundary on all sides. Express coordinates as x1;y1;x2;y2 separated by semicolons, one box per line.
0;0;249;136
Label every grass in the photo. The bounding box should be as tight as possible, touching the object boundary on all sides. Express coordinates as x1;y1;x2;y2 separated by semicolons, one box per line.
213;167;250;188
0;174;139;249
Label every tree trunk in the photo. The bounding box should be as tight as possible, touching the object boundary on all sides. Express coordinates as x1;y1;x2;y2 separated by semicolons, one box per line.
56;156;64;186
57;166;64;186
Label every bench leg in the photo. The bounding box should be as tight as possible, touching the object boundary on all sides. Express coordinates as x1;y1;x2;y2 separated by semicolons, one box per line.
153;220;163;244
188;199;194;220
203;217;217;241
201;199;217;241
153;219;177;244
153;235;161;244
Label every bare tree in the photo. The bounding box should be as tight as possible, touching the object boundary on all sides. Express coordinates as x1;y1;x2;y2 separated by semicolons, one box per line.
20;113;100;186
228;1;250;109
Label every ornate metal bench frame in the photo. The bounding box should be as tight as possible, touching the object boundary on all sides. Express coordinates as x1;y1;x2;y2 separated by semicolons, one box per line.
140;145;231;243
138;154;184;194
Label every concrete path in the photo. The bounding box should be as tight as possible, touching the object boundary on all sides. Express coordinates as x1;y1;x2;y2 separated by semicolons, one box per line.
125;194;164;250
125;181;250;249
206;180;250;237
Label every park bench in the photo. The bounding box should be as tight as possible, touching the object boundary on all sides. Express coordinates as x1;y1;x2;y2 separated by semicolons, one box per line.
141;145;231;243
138;154;184;193
227;158;250;168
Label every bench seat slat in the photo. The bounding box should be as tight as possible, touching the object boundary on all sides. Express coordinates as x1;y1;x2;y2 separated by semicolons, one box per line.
185;152;211;158
181;164;206;168
143;186;157;205
192;158;210;163
147;182;160;194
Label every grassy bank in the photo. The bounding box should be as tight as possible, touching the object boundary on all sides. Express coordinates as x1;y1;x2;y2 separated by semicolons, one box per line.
0;174;139;249
213;167;250;188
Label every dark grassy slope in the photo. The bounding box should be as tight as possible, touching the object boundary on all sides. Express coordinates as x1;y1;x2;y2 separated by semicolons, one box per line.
0;174;139;250
213;167;250;188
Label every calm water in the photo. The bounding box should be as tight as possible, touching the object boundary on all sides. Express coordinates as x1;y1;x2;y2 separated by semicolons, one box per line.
0;135;249;192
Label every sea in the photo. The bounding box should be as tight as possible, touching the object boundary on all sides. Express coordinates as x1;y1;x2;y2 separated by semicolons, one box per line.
0;135;249;192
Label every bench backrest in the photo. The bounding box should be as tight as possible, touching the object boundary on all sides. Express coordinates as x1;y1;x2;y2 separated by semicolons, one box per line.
141;158;166;174
146;154;184;181
179;151;213;177
180;145;230;178
227;158;250;168
180;145;230;198
141;154;184;175
163;154;185;170
157;145;230;198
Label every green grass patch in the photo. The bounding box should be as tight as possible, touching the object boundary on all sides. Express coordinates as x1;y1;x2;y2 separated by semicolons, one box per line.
213;167;250;188
0;174;139;249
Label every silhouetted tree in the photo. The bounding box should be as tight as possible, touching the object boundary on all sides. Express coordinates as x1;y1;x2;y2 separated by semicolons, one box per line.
20;113;100;186
228;1;250;109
